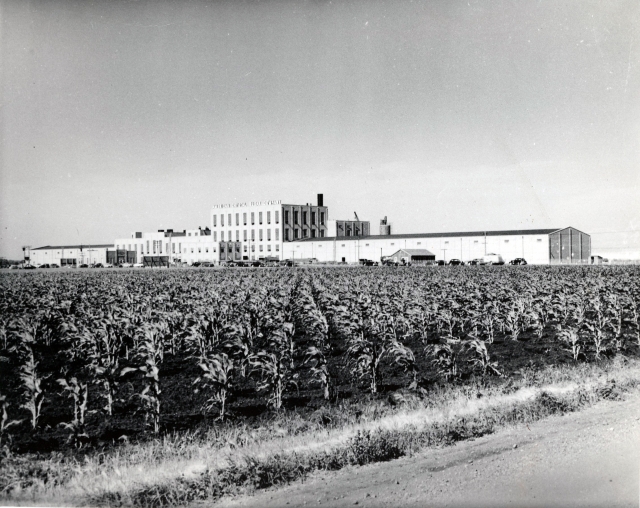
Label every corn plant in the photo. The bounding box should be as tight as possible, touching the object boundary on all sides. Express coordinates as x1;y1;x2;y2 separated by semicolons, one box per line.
584;296;610;359
606;294;625;353
193;353;234;420
465;339;501;376
19;348;46;430
0;394;22;448
250;323;296;410
122;326;164;434
557;326;583;361
84;322;123;417
625;296;640;346
57;377;89;447
426;340;459;382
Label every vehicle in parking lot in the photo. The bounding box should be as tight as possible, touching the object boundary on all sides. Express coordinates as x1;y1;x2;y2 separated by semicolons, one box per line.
23;265;36;270
436;260;446;266
133;263;144;268
118;262;132;268
509;258;528;265
103;263;114;268
481;253;505;265
467;258;483;266
50;264;59;268
38;264;50;269
79;264;89;268
9;265;19;269
447;259;464;266
251;260;265;267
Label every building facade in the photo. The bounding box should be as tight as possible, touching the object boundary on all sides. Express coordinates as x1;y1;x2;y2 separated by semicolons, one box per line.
30;244;112;266
210;196;329;262
284;228;591;265
113;227;214;265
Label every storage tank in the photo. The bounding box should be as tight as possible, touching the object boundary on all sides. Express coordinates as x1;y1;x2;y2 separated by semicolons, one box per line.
379;217;391;236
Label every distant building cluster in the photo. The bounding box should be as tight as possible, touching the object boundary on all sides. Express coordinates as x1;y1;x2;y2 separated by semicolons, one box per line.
28;194;591;266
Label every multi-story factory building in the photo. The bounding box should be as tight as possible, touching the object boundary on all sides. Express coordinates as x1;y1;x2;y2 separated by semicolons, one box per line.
211;194;330;262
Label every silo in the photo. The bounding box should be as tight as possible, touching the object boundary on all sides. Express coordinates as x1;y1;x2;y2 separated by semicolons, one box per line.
380;217;391;236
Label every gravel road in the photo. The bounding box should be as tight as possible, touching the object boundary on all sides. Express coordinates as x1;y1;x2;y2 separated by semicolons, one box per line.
215;391;640;508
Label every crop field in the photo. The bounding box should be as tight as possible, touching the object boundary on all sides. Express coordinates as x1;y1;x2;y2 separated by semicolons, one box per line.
1;265;640;505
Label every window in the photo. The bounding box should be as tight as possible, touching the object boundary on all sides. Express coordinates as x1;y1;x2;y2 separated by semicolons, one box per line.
259;212;263;225
243;213;247;225
172;244;175;253
244;230;247;241
275;211;279;224
267;229;271;241
285;229;290;241
391;243;395;246
251;229;255;241
165;243;168;253
244;245;247;252
221;215;224;227
228;214;231;226
251;245;255;252
213;232;217;242
341;244;345;247
259;229;263;241
320;230;325;238
188;233;191;237
236;213;239;226
284;210;289;224
221;231;225;241
235;230;239;241
474;240;478;244
259;245;263;252
213;215;217;227
311;212;316;225
275;229;279;241
294;211;299;224
178;243;181;253
206;248;209;253
267;211;271;224
311;230;316;238
191;248;194;253
276;245;280;251
505;240;509;243
198;248;201;253
320;212;325;225
365;243;369;247
294;229;299;239
537;239;542;242
445;241;449;244
213;246;217;252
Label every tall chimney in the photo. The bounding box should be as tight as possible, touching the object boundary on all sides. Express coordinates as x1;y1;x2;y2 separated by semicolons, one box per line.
317;193;323;207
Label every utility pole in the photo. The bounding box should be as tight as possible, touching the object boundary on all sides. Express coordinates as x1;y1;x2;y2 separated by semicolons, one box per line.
441;248;447;263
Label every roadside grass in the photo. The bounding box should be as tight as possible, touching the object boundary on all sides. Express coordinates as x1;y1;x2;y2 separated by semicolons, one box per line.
2;357;639;507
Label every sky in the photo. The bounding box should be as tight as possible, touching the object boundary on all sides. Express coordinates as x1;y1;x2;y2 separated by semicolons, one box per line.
1;0;639;260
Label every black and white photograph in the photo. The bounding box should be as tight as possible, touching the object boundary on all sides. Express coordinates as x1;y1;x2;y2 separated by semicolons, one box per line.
0;0;639;506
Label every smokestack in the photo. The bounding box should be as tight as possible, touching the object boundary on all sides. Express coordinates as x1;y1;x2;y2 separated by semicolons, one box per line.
317;193;323;207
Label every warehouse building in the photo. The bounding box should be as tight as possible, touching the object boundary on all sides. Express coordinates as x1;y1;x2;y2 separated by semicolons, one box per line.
284;226;591;265
30;244;112;266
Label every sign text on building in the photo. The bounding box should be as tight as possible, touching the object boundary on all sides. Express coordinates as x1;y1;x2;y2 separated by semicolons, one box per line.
212;200;281;209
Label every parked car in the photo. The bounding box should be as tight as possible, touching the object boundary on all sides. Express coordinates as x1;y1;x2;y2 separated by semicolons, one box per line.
118;262;133;268
93;263;104;268
103;263;114;268
9;265;19;269
252;260;265;267
39;264;51;269
467;258;482;266
133;263;144;268
481;253;505;265
436;260;446;266
509;258;528;265
23;265;36;270
50;264;59;268
447;259;464;266
79;264;89;268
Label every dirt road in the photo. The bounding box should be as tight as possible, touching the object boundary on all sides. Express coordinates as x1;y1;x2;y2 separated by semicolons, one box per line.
216;391;640;508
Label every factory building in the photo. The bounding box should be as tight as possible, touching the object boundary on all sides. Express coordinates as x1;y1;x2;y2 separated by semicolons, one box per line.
30;244;112;266
211;194;337;262
113;227;213;265
284;227;591;265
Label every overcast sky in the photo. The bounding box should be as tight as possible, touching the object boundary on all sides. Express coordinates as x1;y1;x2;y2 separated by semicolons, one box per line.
1;0;638;259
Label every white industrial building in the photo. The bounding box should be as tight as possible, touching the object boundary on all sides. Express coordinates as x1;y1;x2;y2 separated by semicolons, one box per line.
283;227;591;265
30;244;112;267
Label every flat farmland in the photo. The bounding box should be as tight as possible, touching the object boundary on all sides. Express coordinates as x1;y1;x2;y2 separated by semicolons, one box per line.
1;265;639;506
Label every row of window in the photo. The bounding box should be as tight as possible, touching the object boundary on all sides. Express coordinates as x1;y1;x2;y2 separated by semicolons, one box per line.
213;211;280;228
284;228;326;241
115;242;208;255
213;229;280;242
283;210;325;226
220;244;280;253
